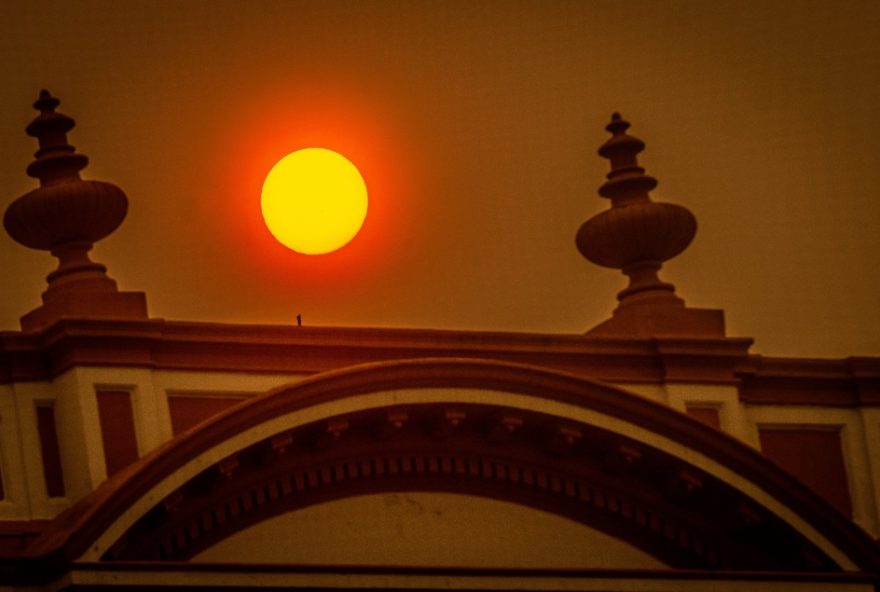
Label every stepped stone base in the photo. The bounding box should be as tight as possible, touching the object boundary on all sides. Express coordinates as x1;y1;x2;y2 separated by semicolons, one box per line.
588;303;726;339
20;290;148;332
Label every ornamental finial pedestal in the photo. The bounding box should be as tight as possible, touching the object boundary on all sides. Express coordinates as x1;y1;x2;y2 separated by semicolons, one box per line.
3;91;147;331
576;114;724;338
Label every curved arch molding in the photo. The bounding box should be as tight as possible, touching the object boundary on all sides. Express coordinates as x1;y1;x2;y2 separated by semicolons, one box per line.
16;359;880;577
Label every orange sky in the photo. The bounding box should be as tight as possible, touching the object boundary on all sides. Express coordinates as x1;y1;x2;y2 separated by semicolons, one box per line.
1;1;878;358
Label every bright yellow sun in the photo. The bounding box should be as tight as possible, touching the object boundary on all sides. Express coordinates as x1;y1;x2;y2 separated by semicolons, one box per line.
261;148;368;255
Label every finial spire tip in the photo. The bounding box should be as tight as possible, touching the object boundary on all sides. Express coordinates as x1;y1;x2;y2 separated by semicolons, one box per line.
33;89;59;112
606;112;630;134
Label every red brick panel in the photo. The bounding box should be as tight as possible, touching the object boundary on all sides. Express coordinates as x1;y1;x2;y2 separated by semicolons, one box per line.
168;395;245;436
35;404;65;497
685;406;721;429
758;428;852;518
96;390;140;477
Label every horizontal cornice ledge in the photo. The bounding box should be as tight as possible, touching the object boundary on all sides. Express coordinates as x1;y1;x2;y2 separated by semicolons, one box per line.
0;317;758;385
738;356;880;407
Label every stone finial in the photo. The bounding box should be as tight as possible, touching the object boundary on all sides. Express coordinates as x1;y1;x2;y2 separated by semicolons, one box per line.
3;91;147;331
577;114;725;338
25;89;90;185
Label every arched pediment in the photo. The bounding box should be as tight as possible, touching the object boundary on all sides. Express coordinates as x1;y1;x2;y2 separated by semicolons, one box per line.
17;358;880;578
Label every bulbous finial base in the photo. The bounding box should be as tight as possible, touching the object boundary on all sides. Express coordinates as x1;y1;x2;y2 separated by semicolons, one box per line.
18;240;148;332
578;113;726;338
618;261;679;303
4;180;128;250
4;91;148;332
577;114;697;311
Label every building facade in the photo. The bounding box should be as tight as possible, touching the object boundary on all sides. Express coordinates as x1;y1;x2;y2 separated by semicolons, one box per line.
0;92;878;590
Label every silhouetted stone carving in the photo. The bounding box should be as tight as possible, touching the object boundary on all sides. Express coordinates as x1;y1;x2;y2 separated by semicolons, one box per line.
3;91;147;331
577;114;725;338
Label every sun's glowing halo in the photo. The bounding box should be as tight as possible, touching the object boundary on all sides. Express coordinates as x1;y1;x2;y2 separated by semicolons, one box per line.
260;148;368;255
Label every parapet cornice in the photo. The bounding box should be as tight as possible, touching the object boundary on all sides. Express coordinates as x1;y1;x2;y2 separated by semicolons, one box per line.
4;318;878;407
738;355;880;407
0;317;753;385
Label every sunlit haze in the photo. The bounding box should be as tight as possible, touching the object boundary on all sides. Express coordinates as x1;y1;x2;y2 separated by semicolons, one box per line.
0;1;878;357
